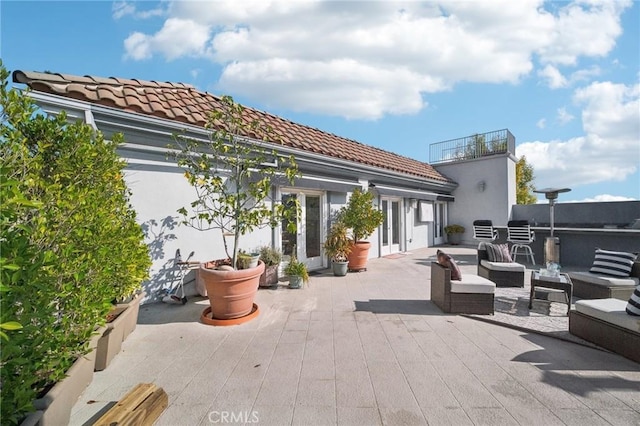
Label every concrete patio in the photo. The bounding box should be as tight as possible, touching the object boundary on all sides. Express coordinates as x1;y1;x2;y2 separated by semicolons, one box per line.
71;247;640;425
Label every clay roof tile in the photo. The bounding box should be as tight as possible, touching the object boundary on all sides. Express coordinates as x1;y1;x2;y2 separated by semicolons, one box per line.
12;69;452;183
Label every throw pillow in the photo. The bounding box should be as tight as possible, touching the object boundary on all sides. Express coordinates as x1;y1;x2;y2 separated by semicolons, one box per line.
485;243;513;263
589;248;637;277
436;249;462;281
626;285;640;316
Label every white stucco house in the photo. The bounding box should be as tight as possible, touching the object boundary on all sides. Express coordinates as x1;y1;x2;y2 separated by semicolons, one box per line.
12;70;517;300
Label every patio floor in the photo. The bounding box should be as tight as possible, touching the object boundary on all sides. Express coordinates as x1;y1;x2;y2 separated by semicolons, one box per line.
71;247;640;425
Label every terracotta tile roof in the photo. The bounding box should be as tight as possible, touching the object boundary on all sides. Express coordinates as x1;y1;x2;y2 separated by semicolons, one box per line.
13;70;452;183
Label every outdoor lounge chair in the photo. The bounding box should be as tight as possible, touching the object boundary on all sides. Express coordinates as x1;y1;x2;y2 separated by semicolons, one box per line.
569;298;640;364
568;260;640;300
430;262;495;315
477;247;525;287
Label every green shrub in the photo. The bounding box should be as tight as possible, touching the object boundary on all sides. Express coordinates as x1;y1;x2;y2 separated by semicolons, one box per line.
259;246;282;267
444;224;465;234
0;63;151;423
339;188;385;243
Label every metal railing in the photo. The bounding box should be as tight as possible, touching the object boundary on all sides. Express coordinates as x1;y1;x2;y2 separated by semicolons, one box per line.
429;129;515;164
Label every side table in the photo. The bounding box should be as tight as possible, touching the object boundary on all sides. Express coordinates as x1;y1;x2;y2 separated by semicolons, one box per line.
529;271;573;315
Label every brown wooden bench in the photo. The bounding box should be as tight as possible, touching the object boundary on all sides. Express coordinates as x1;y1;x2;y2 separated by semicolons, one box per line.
93;383;167;426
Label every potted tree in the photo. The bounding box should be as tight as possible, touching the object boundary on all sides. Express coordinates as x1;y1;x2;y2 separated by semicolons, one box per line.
323;221;351;276
444;224;465;245
340;188;385;271
173;95;299;324
284;253;309;289
258;246;282;287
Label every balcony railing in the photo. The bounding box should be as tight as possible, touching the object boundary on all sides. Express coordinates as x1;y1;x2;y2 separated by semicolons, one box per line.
429;129;515;164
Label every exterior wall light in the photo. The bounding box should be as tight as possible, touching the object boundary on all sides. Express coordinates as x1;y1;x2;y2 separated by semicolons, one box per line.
478;181;486;192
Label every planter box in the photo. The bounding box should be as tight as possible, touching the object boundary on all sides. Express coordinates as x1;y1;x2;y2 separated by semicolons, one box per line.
116;291;145;341
31;327;104;426
259;264;279;287
94;306;127;371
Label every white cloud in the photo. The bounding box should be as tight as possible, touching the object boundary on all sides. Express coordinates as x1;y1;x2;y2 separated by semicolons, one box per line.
536;118;546;129
124;18;211;61
112;1;165;20
556;107;574;125
566;194;636;203
517;81;640;190
112;2;135;20
122;0;632;119
538;65;568;89
536;0;631;66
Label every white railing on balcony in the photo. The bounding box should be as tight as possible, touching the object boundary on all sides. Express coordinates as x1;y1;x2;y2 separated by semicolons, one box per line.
429;129;515;164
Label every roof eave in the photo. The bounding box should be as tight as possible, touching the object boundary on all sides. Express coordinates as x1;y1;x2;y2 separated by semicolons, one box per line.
22;89;457;192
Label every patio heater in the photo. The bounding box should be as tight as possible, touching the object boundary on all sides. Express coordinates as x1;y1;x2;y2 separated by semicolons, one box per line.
533;187;571;265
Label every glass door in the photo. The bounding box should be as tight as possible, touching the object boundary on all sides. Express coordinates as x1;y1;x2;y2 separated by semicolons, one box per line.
281;190;325;270
433;202;446;245
381;197;401;255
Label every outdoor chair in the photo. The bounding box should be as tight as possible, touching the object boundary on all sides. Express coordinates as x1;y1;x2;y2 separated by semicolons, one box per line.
430;262;495;315
507;220;535;264
472;220;498;245
477;246;525;287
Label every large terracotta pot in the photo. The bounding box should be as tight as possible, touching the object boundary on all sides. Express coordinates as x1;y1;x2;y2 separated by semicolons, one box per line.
199;261;265;320
347;241;371;272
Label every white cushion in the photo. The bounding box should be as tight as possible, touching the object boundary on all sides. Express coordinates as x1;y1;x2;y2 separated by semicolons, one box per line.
480;259;526;272
575;298;640;333
451;274;496;294
568;271;639;288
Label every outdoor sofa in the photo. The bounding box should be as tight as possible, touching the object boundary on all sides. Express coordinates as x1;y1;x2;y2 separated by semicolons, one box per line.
568;260;640;300
477;247;525;287
569;298;640;363
430;262;496;315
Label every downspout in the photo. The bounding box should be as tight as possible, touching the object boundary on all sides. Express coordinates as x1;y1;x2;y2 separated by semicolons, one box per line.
377;194;383;258
403;199;408;252
84;109;98;130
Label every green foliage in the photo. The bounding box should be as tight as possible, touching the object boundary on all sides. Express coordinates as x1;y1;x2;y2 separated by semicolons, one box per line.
172;95;300;269
516;156;537;205
284;253;309;283
323;221;351;262
444;224;465;235
0;63;150;424
339;188;385;243
456;133;508;160
259;245;282;267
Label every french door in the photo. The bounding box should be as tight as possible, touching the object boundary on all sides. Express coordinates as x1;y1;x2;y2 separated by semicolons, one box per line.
433;202;447;245
381;197;401;255
281;190;325;270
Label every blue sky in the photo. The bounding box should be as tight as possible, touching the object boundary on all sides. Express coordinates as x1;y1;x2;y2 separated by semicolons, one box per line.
2;0;639;203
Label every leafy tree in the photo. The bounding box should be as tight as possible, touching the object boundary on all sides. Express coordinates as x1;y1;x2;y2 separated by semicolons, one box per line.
172;95;300;269
1;63;150;423
516;155;536;204
339;188;385;243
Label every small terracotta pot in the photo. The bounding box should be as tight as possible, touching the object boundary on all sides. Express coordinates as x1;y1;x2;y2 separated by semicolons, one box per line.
347;241;371;271
199;261;264;320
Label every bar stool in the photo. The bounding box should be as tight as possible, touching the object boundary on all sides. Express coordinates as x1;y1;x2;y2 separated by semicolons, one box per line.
473;220;498;246
507;220;535;264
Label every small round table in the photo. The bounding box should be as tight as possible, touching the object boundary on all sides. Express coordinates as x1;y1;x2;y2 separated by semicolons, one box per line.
529;271;573;315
